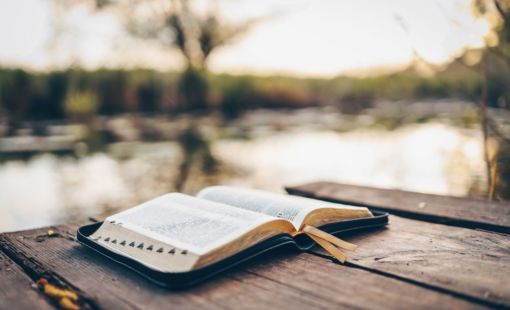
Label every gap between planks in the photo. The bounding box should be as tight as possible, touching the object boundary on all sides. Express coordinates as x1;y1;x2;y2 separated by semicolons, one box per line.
0;221;490;310
0;224;102;310
286;182;510;234
306;215;510;309
307;251;504;310
0;250;54;310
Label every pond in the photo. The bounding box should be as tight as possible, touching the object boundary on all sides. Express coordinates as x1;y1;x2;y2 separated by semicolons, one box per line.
0;105;487;232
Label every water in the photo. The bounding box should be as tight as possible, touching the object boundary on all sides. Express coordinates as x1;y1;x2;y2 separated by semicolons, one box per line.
0;108;487;232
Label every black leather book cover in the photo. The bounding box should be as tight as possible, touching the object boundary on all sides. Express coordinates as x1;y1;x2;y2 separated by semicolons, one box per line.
77;211;388;288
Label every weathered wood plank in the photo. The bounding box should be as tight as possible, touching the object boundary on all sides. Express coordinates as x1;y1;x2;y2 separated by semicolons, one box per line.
286;182;510;233
0;222;487;310
0;250;54;310
310;215;510;308
242;253;487;310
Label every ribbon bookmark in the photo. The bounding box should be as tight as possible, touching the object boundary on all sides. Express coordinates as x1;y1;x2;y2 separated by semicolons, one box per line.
302;225;358;263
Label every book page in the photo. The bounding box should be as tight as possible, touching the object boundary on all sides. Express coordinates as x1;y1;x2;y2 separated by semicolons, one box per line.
105;193;277;255
197;186;372;230
197;186;314;229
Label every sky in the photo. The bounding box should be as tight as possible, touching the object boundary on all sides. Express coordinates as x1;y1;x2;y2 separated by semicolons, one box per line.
0;0;491;77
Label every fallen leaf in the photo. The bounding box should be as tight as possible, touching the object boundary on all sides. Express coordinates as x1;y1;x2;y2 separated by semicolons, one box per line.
37;278;80;310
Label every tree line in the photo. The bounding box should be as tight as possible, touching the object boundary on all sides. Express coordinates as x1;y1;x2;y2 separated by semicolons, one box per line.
0;62;490;125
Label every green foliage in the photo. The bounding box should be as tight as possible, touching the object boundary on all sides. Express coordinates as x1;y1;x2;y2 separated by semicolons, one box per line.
0;64;486;123
177;68;208;111
94;70;129;115
65;91;98;120
0;69;32;123
137;77;163;113
219;78;259;118
106;0;259;71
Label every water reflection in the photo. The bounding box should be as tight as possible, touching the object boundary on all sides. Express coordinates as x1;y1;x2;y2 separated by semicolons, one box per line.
0;114;486;232
215;123;485;194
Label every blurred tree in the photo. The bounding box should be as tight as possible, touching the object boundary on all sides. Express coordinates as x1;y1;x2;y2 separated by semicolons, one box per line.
177;67;209;110
124;0;259;110
472;0;510;108
137;77;163;113
96;70;129;115
122;0;258;70
0;69;32;133
46;71;69;119
56;0;261;111
393;0;510;199
471;0;510;199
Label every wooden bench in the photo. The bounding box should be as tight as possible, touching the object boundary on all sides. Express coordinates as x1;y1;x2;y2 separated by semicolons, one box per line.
1;182;509;309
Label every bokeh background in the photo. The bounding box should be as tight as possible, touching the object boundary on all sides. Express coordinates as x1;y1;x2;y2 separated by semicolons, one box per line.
0;0;509;232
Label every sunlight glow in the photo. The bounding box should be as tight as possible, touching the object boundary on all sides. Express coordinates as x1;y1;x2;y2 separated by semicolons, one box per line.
0;0;490;76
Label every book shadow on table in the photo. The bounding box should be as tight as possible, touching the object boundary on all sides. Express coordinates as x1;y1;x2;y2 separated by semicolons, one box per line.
67;239;303;291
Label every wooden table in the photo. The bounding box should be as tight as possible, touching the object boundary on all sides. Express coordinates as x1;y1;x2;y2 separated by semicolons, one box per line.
1;182;509;309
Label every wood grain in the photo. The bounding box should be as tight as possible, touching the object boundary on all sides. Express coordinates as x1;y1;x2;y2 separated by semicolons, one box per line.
0;222;488;310
286;182;510;233
310;216;510;308
0;250;53;310
241;251;488;310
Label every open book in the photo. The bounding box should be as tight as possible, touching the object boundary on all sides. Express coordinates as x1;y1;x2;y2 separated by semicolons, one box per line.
77;186;388;287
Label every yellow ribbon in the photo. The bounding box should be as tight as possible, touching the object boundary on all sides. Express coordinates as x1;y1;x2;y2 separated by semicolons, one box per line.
302;225;357;263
